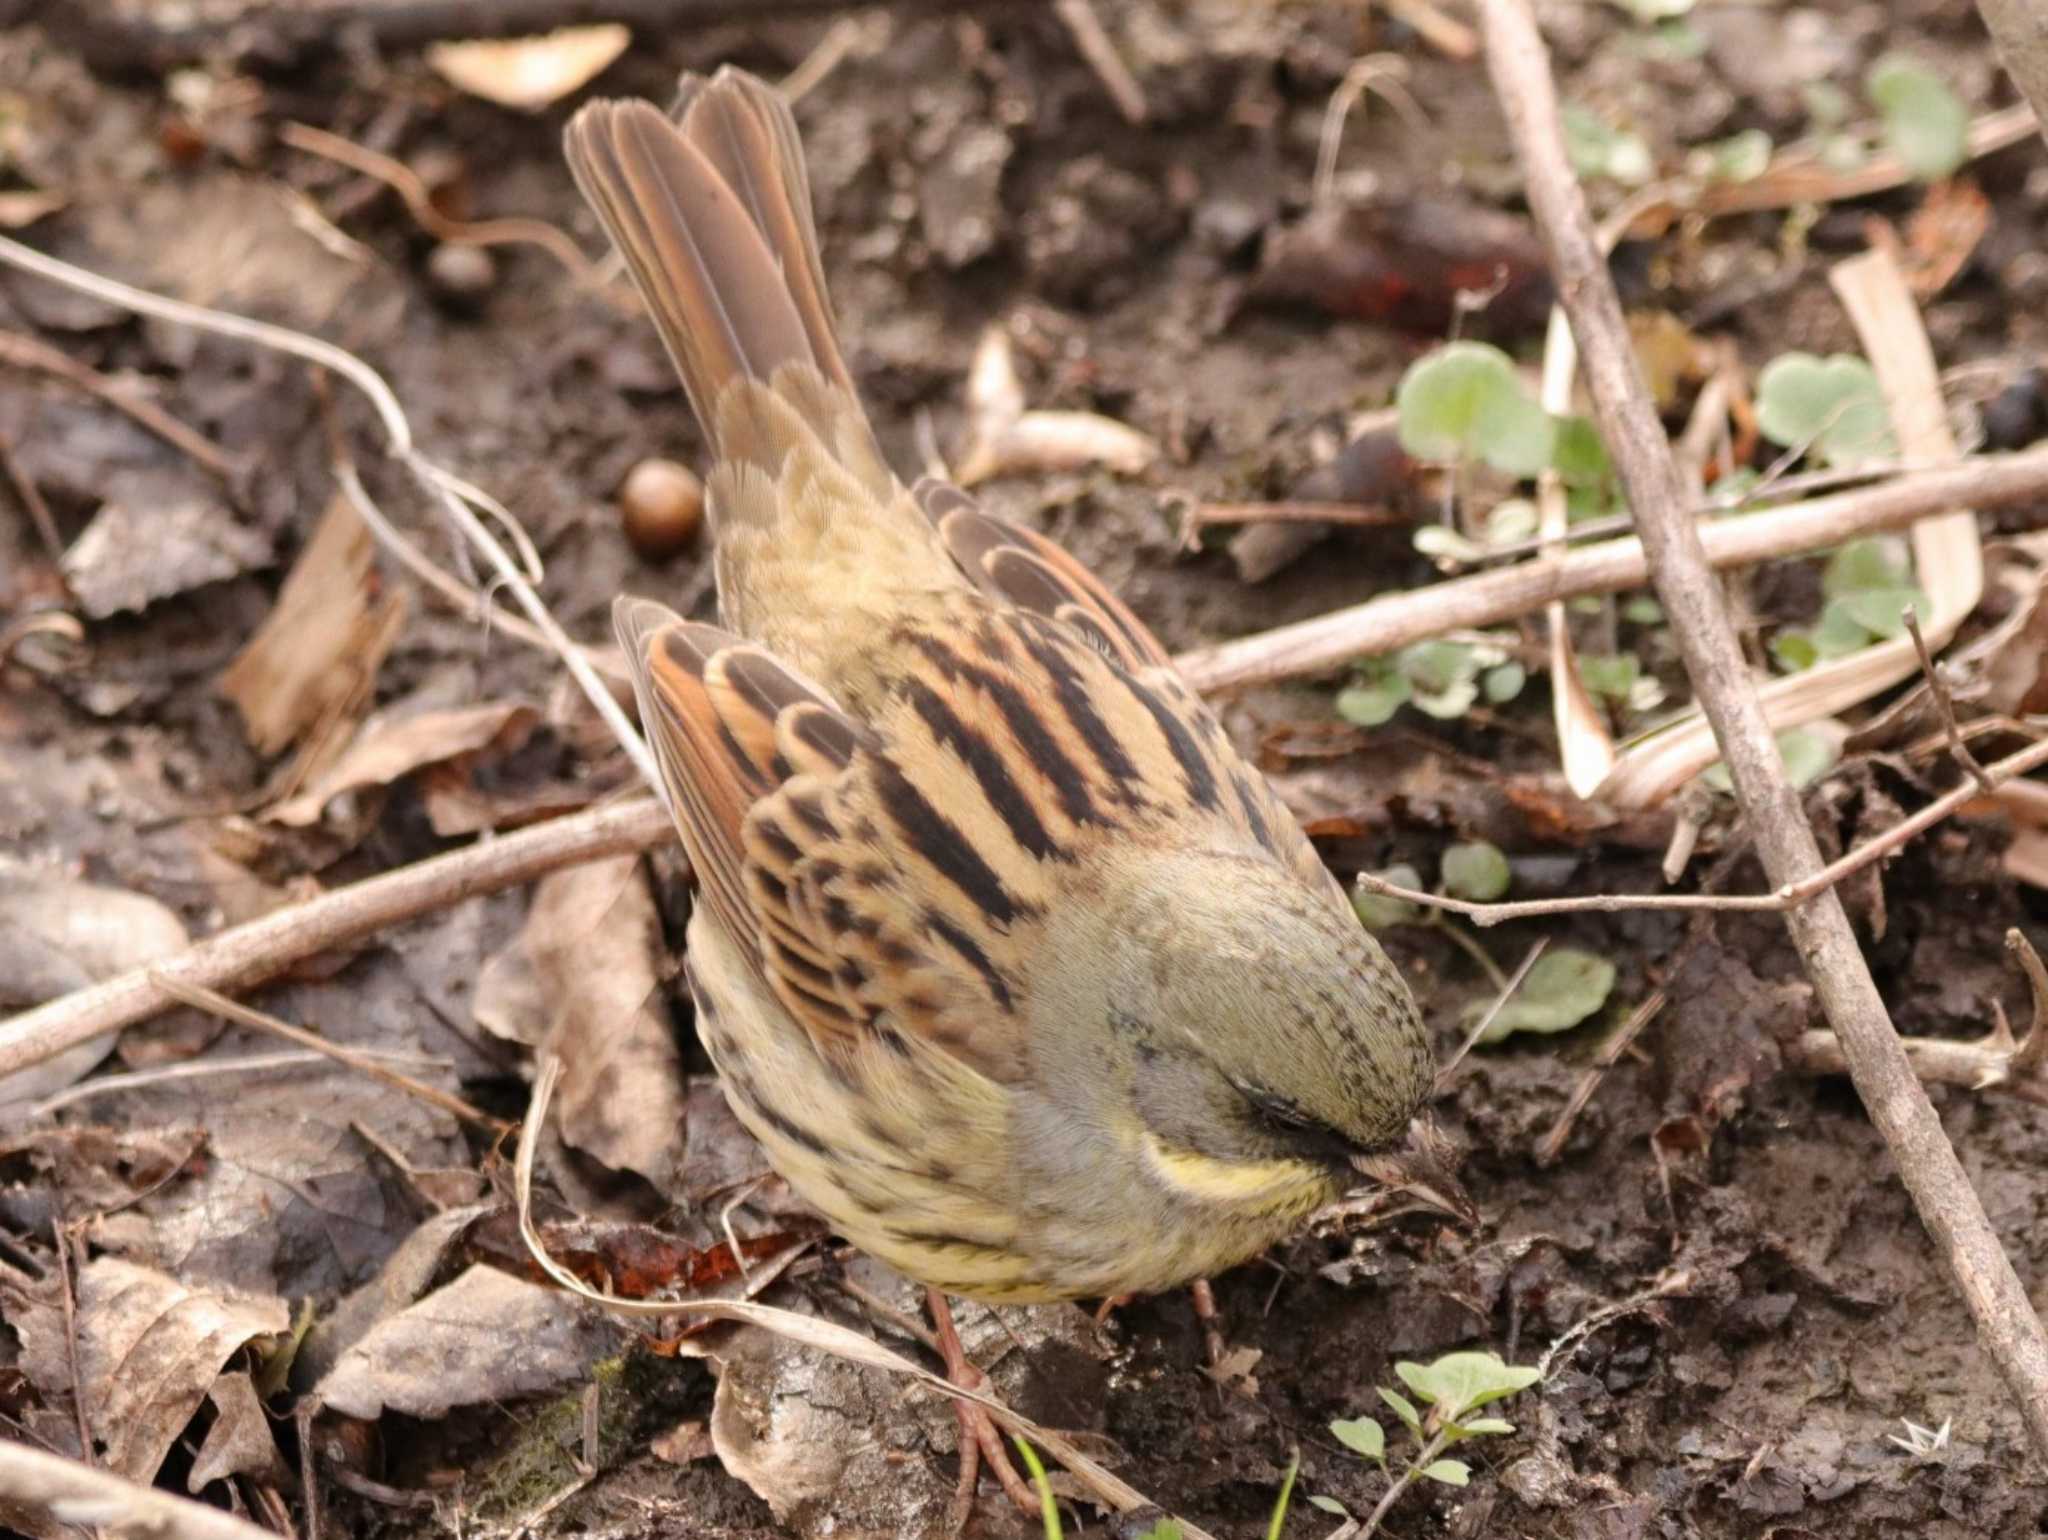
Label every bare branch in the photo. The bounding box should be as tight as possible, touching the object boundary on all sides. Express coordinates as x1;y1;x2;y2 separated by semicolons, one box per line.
1482;0;2048;1462
0;797;673;1085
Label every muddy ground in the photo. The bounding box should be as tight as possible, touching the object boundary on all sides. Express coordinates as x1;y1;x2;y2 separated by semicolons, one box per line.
4;1;2048;1537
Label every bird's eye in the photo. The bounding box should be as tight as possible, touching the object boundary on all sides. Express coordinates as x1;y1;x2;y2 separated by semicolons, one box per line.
1237;1082;1317;1133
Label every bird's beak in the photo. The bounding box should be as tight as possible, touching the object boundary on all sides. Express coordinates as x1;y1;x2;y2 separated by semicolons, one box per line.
1350;1118;1479;1228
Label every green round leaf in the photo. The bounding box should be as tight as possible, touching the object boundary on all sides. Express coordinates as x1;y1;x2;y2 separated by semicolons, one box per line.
1486;498;1540;546
1423;1459;1472;1488
1693;128;1772;183
1551;415;1612;486
1476;949;1617;1042
1621;596;1664;625
1833;586;1926;639
1330;1417;1385;1460
1577;651;1642;702
1395;342;1557;477
1770;629;1819;673
1353;865;1423;932
1700;726;1841;793
1867;54;1969;183
1336;674;1411;728
1755;353;1895;467
1307;1495;1351;1517
1778;726;1840;789
1441;840;1512;902
1483;661;1527;704
1822;536;1911;597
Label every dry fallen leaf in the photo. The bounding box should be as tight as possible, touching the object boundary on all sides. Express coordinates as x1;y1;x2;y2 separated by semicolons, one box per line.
14;1256;287;1482
61;474;272;619
219;492;406;764
0;872;191;1106
474;856;687;1196
312;1262;623;1419
953;325;1158;486
187;1371;291;1494
708;1259;1111;1538
426;25;632;111
267;697;538;827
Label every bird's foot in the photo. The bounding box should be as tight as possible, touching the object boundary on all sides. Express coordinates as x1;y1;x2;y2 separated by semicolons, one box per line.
926;1287;1039;1526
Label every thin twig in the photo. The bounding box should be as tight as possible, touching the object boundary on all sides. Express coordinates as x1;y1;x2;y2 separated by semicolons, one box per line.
1483;0;2048;1463
0;1441;278;1540
25;1047;451;1120
1438;939;1549;1085
0;796;673;1084
1536;988;1671;1165
0;329;242;484
149;975;509;1133
52;1218;93;1468
1902;602;1993;793
0;233;655;790
280;121;600;284
1052;0;1148;123
0;426;63;560
1355;732;2048;927
1977;0;2048;151
1172;445;2048;693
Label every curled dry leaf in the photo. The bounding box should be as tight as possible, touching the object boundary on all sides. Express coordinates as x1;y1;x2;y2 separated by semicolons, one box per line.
219;492;406;764
61;476;271;619
187;1371;291;1494
312;1262;624;1420
0;872;190;1106
14;1255;286;1481
473;856;687;1197
426;25;631;112
953;325;1158;486
266;697;539;827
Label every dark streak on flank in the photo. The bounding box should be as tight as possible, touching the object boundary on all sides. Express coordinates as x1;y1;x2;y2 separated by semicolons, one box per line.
756;1101;834;1157
900;673;1063;861
924;908;1015;1011
1233;774;1278;855
868;753;1021;925
912;633;1100;830
1014;620;1141;791
1123;674;1221;810
886;1226;1013;1258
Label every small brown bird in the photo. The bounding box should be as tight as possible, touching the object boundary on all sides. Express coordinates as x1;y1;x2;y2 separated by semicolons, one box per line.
565;72;1465;1312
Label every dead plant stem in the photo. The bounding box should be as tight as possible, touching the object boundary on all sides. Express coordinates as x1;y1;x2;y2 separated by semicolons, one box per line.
1483;0;2048;1463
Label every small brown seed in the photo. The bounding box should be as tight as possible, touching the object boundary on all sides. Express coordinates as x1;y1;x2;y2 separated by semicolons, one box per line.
620;457;704;561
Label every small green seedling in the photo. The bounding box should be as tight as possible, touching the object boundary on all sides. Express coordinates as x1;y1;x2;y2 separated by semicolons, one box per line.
1312;1351;1542;1537
1772;536;1929;672
1562;103;1654;185
1866;54;1969;183
1687;128;1772;183
1754;353;1895;468
1472;949;1617;1043
1700;725;1840;794
1352;849;1617;1042
1395;343;1555;478
1336;635;1524;728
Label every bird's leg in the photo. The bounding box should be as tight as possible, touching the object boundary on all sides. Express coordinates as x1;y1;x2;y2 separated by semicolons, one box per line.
925;1287;1038;1518
1189;1278;1228;1370
1094;1283;1229;1371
